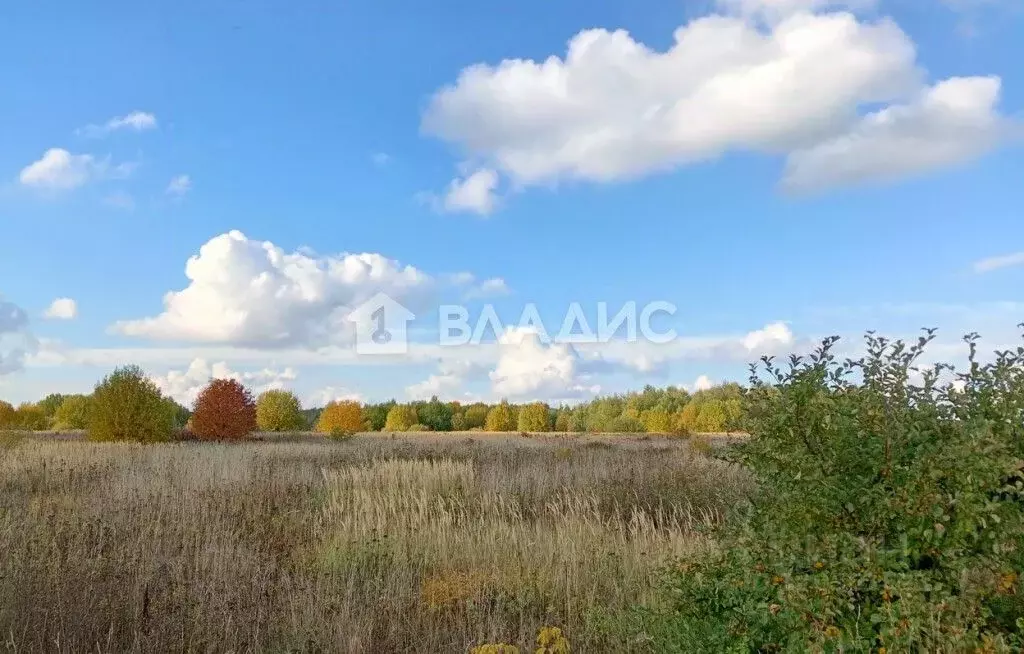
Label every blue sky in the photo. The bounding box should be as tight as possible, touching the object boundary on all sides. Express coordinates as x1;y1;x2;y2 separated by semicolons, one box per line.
1;0;1022;406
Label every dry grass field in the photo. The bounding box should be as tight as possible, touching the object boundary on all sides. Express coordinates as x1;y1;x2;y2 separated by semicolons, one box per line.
0;433;750;653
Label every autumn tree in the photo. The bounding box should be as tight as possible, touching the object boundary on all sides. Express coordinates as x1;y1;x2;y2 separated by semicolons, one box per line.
14;403;47;430
316;400;364;435
554;408;571;432
191;379;257;441
89;365;176;443
517;402;550;432
363;401;395;431
384;404;417;431
640;408;672;433
463;404;489;430
53;394;92;430
0;400;16;429
256;389;305;432
485;400;516;432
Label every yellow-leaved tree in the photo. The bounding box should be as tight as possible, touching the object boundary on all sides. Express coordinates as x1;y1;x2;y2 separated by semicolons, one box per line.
256;389;305;432
517;401;550;432
317;400;364;435
384;404;417;431
485;400;516;432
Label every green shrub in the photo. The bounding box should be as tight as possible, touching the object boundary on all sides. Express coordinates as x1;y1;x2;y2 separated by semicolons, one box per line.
646;331;1024;652
88;365;176;443
53;394;92;430
407;423;431;432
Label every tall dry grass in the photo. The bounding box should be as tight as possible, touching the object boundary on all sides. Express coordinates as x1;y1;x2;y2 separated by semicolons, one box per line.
0;436;750;652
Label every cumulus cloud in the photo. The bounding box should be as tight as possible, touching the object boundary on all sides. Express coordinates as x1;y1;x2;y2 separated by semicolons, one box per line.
462;277;511;299
44;298;78;320
111;230;481;348
79;111;157;137
973;250;1024;273
490;326;600;400
783;77;1007;190
166;174;191;196
406;359;484;400
19;148;135;190
442;168;500;215
423;4;1013;208
687;375;715;392
150;358;298;406
0;298;35;375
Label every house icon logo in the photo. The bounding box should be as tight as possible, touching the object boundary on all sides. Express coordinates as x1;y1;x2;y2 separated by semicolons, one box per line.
346;292;415;355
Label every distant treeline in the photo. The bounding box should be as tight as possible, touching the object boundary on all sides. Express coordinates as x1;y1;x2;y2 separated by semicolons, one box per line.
0;382;744;434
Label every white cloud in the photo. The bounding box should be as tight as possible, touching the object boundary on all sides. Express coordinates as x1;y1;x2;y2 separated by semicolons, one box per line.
306;386;364;407
717;0;876;20
783;77;1006;190
406;359;483;400
44;298;78;320
973;250;1024;273
443;168;499;215
423;5;1013;207
0;298;35;375
19;149;97;190
111;230;476;347
166;174;191;196
150;358;298;406
687;375;715;392
490;326;600;400
79;111;157;137
463;277;511;299
19;148;136;191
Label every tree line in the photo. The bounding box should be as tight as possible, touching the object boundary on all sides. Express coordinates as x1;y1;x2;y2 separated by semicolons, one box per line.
0;370;744;437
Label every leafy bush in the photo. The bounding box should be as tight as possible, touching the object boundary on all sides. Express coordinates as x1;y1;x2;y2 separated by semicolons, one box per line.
191;379;257;441
407;423;432;432
383;404;417;431
0;400;15;429
316;400;364;435
14;403;47;431
53;394;92;430
485;401;516;432
256;389;305;432
88;365;176;442
518;402;551;432
647;331;1024;652
605;414;644;433
416;396;453;431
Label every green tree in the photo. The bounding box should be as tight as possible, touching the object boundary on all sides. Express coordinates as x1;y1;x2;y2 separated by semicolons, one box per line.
384;404;417;431
53;394;92;430
256;389;305;432
417;396;453;431
451;412;466;431
554;408;572;432
363;401;395;431
694;399;727;432
88;365;176;443
517;402;550;432
36;393;66;423
463;403;489;429
485;401;516;432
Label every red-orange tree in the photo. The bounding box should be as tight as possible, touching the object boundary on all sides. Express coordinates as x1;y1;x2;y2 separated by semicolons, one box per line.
190;379;257;441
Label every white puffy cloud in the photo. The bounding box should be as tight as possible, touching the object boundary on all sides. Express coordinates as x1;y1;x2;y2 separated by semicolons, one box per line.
166;174;192;196
443;168;500;215
112;230;482;347
688;375;715;392
19;148;135;190
783;77;1006;190
490;326;600;400
717;0;876;20
306;386;364;407
79;111;157;137
423;4;1013;206
44;298;78;320
150;358;298;406
463;277;511;300
973;250;1024;273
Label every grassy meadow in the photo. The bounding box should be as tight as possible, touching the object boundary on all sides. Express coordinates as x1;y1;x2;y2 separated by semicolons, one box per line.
0;433;749;653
